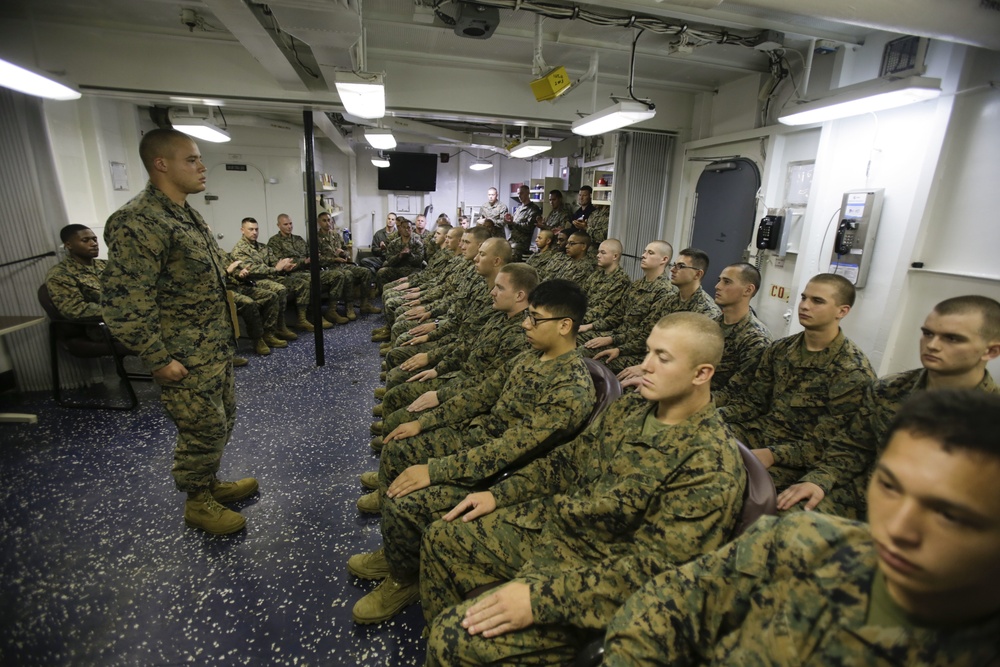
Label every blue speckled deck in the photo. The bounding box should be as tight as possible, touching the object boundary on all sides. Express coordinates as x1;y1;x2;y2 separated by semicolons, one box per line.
0;308;427;666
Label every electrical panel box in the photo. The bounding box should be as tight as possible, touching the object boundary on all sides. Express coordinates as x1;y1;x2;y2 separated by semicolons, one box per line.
829;188;884;288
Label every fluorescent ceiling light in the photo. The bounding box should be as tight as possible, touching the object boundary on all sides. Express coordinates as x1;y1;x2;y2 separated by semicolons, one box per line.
0;57;80;100
171;118;231;143
469;159;493;171
371;156;390;168
572;100;656;136
336;72;385;120
364;128;396;150
508;139;552;159
778;76;942;126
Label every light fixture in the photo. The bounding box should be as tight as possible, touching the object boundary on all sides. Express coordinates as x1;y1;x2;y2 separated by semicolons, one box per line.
509;139;551;159
778;75;942;126
0;57;80;100
335;72;385;120
171;117;231;143
572;99;656;136
469;159;493;171
371;152;390;168
364;127;396;150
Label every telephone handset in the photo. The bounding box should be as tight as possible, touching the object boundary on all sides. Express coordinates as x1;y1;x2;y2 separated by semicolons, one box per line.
835;220;857;255
756;215;783;250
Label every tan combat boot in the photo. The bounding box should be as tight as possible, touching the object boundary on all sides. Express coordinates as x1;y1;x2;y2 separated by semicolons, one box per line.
360;296;382;314
296;308;315;332
263;333;288;348
326;308;349;325
275;325;298;341
345;302;358;321
210;476;259;504
232;356;249;367
352;574;419;624
253;338;271;355
184;489;246;534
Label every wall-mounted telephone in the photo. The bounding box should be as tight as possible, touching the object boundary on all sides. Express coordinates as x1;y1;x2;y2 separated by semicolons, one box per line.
756;214;783;250
828;189;884;288
834;220;858;255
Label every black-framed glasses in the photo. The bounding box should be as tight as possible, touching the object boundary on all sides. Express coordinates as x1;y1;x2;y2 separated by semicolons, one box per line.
524;313;571;327
669;262;698;271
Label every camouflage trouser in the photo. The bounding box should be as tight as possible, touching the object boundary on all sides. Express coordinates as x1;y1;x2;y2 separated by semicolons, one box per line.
381;484;469;583
161;360;235;493
601;572;669;667
317;269;346;304
420;510;582;665
376;266;419;293
327;264;370;300
277;273;311;306
385;339;434;369
233;284;279;338
378;424;475;494
382;375;447;415
254;279;288;315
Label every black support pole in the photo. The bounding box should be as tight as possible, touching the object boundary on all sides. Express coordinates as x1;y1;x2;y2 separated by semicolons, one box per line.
303;110;325;367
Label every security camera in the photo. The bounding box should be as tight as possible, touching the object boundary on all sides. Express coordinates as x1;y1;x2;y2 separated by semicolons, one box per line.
180;8;198;31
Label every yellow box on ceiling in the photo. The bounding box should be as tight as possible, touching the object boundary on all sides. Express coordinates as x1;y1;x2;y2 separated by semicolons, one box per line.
530;66;571;102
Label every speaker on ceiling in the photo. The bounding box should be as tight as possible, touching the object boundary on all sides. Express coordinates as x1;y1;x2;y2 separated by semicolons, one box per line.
453;2;499;40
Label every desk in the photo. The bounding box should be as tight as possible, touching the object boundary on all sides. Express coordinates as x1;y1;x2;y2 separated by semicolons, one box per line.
0;315;45;424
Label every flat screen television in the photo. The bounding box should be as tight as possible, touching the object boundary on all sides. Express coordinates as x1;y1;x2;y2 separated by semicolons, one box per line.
377;151;438;192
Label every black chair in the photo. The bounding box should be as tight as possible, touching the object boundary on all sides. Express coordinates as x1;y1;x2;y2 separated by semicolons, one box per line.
571;440;778;667
37;284;148;410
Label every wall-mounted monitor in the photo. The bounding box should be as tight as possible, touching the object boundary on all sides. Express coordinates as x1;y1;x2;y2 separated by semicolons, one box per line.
377;152;438;192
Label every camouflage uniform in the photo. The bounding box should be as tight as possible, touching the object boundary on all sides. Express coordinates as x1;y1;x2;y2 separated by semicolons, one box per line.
507;201;542;262
711;309;772;401
387;260;477;345
478;201;509;238
318;227;369;298
101;182;236;492
266;231;345;303
376;233;424;292
551;255;597;287
378;349;596;586
230;235;304;312
371;225;395;258
539;203;573;232
584;206;609;258
810;368;998;517
382;248;454;316
230;284;278;339
660;286;722;320
580;266;631;332
422;396;746;665
584;273;676;373
525;248;563;280
719;330;876;518
604;512;1000;666
381;308;529;415
386;277;491;369
45;256;106;319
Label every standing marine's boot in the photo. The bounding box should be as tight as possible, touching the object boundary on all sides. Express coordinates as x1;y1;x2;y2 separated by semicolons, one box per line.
184;489;246;534
295;308;315;332
210;476;259;504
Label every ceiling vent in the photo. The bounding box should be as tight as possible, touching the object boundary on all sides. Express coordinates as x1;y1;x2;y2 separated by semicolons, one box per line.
880;36;929;78
453;2;500;40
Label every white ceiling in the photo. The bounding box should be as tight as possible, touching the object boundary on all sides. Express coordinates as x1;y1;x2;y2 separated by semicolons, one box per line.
0;0;994;146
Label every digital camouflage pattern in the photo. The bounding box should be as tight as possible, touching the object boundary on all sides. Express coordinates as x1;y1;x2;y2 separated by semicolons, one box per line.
387;261;479;345
507;201;542;261
230;235;309;306
101;182;237;491
380;307;530;415
317;227;369;296
581;265;631;331
376;233;425;288
711;309;772;402
422;395;746;665
526;248;563;280
377;349;596;585
550;254;597;287
719;330;876;518
603;512;1000;667
266;231;345;300
46;256;106;319
584;206;609;258
809;368;998;517
660;286;723;320
586;273;676;373
540;203;573;232
230;283;279;339
479;200;509;237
